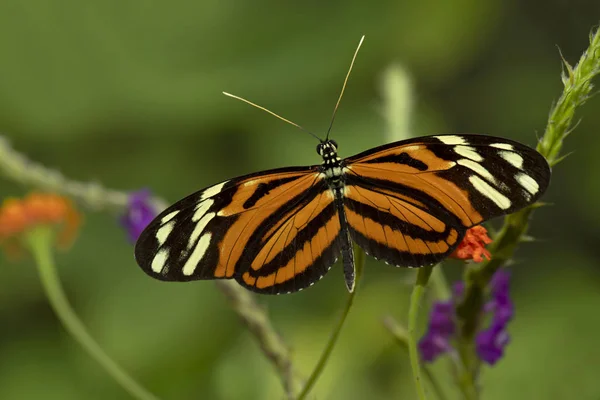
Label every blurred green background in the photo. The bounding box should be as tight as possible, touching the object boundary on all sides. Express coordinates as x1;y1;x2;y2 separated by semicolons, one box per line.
1;1;599;399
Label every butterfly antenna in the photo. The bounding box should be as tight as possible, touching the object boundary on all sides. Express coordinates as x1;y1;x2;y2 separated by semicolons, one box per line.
325;35;365;141
223;92;323;142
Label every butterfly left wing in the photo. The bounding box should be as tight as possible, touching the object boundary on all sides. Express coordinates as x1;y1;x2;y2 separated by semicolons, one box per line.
342;134;550;268
135;166;344;294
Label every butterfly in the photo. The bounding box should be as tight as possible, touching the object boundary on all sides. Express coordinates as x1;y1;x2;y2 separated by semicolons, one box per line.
134;37;551;295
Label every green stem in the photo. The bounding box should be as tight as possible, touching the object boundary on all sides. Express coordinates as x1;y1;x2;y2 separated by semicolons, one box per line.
296;245;365;400
428;265;451;301
24;227;159;400
538;26;600;166
455;340;479;400
383;316;449;400
407;265;434;400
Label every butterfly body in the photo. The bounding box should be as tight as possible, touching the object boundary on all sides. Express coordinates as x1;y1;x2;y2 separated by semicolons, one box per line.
135;134;550;295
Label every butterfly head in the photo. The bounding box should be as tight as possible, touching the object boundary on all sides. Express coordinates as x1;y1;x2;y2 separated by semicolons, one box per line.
317;140;340;165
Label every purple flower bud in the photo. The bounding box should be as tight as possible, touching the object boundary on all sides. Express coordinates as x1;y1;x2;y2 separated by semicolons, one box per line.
453;281;465;299
486;269;514;325
120;189;157;243
491;269;511;298
428;301;455;335
418;300;456;361
476;320;511;365
419;331;452;362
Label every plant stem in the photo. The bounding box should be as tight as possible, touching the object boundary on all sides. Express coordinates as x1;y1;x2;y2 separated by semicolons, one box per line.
383;316;449;400
407;265;434;400
216;280;303;398
296;245;365;400
428;265;451;301
25;226;159;400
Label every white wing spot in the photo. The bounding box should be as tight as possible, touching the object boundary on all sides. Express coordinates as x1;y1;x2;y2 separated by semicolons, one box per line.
151;248;169;273
161;210;180;224
499;151;524;169
200;182;227;200
455;146;483;162
469;175;512;210
156;221;175;246
457;159;496;184
188;212;215;250
436;135;466;145
193;199;213;222
516;173;539;195
182;233;212;276
490;143;514;150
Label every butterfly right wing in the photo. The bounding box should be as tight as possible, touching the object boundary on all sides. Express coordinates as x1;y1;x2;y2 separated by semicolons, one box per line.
134;166;343;294
342;134;550;268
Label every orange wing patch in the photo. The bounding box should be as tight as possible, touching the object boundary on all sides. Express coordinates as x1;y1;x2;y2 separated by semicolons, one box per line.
214;172;322;278
241;192;342;292
251;190;335;270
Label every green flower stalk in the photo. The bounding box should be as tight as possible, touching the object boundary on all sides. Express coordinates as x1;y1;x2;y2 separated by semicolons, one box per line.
455;25;600;394
296;244;365;400
408;265;434;400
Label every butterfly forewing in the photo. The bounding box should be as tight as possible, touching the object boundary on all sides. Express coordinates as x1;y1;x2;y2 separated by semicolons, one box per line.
134;166;345;294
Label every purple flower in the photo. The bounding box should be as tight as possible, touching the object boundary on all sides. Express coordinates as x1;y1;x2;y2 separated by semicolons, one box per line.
120;189;157;242
476;321;511;365
419;269;514;365
418;301;456;362
453;281;465;298
476;270;514;364
419;331;453;362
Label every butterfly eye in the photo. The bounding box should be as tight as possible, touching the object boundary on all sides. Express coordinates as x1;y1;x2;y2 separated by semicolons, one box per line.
330;140;338;150
316;143;324;155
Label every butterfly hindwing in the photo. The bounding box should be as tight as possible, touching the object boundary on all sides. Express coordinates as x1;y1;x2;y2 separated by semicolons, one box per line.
343;173;463;268
236;182;344;294
134;166;345;294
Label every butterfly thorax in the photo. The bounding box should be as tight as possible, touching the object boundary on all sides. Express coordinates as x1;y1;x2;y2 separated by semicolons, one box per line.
317;140;344;187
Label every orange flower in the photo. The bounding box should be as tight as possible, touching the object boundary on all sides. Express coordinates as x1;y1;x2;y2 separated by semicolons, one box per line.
450;225;492;262
0;193;81;257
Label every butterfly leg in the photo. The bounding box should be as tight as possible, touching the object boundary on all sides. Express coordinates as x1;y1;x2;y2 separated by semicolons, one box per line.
335;190;356;292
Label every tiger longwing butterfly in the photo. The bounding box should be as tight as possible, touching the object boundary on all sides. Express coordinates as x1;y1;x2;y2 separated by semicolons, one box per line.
134;37;550;295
